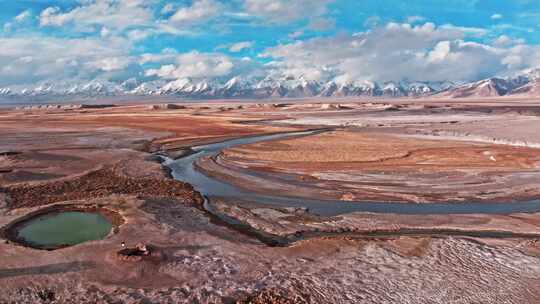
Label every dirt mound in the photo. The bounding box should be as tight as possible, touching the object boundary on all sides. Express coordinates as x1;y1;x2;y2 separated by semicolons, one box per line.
3;166;203;209
147;104;186;110
115;243;164;262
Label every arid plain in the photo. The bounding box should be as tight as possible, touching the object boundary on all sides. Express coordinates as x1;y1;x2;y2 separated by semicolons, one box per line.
2;98;540;303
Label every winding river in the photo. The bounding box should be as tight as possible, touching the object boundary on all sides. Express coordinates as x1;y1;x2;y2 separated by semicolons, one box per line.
164;130;540;217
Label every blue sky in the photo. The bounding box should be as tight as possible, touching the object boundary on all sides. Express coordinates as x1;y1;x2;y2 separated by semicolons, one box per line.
0;0;539;89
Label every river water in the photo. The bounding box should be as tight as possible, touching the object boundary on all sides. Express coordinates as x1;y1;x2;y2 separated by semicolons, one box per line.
165;131;540;216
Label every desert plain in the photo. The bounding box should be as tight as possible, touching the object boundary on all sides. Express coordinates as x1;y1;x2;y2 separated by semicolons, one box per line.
1;98;540;303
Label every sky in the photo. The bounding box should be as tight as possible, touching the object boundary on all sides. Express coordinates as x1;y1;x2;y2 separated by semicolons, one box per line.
1;0;540;89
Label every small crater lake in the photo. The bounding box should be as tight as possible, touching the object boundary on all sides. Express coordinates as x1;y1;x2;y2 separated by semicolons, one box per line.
15;211;112;250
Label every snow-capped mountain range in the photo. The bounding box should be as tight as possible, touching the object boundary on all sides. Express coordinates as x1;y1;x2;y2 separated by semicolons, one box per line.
1;69;540;100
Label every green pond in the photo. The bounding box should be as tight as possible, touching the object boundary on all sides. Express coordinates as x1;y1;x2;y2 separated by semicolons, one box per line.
16;211;112;249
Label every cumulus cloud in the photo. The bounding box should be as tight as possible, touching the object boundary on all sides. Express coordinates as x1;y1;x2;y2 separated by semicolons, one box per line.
14;10;32;23
39;0;153;32
491;13;503;20
168;0;222;26
4;10;33;31
439;24;488;37
261;22;540;83
307;17;335;31
493;35;525;46
161;3;175;14
144;51;235;79
406;16;425;24
494;35;512;46
229;41;253;52
0;35;136;86
2;2;539;92
38;0;216;38
91;57;131;72
493;23;535;33
243;0;333;23
143;49;266;81
139;48;179;65
364;16;381;28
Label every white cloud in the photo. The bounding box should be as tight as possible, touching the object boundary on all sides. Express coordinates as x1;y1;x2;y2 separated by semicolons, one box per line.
289;30;304;39
243;0;333;23
168;0;222;25
229;41;253;52
439;24;488;37
261;22;540;83
3;23;12;31
0;35;136;86
364;16;381;28
161;3;175;14
2;4;540;92
139;48;178;64
127;29;151;41
493;23;535;33
14;10;31;23
491;14;503;20
38;0;207;38
494;35;512;46
493;35;525;47
406;16;425;24
100;27;111;37
4;10;32;31
39;0;153;32
145;51;235;79
502;54;522;67
143;50;265;80
39;7;62;26
91;57;131;72
427;41;453;63
307;17;335;31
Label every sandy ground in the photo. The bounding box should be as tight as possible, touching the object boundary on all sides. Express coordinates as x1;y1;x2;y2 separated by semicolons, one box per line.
199;102;540;203
3;195;540;303
206;130;540;202
0;104;293;186
1;99;540;303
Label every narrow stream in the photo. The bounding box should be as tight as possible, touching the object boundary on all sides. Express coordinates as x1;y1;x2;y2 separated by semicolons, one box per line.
164;130;540;217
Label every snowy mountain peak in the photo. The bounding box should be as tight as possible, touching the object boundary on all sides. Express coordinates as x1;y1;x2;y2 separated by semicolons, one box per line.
0;88;12;95
2;68;540;100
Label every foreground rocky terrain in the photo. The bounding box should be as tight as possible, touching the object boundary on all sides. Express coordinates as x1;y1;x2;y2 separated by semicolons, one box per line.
1;99;540;303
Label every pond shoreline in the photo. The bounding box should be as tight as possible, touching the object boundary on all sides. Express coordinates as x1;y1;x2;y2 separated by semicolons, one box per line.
1;204;124;250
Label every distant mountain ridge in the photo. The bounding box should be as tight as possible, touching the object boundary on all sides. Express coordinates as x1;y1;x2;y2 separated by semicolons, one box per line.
1;69;539;100
434;69;540;98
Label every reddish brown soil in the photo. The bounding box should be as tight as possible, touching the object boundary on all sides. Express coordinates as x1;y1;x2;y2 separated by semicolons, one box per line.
2;100;540;303
240;287;311;304
205;130;540;202
0;105;294;151
3;166;201;209
222;131;540;171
